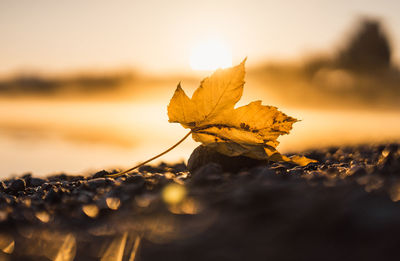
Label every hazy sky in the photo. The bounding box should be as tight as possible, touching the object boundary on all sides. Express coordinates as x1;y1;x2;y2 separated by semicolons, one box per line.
1;0;399;74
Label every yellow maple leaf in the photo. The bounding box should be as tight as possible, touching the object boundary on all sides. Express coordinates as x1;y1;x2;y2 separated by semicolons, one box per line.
168;59;314;165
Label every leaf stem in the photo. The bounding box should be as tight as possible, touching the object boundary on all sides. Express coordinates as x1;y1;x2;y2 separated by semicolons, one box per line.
107;130;192;177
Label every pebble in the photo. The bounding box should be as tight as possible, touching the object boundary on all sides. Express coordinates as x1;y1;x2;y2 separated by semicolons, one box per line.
8;178;26;193
86;178;108;190
187;145;267;173
29;178;46;187
347;165;367;177
92;170;108;178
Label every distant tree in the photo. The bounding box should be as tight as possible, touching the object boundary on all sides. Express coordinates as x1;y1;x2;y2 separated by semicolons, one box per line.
337;19;392;72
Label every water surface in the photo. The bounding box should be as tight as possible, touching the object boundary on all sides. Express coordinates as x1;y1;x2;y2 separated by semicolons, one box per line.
0;98;399;177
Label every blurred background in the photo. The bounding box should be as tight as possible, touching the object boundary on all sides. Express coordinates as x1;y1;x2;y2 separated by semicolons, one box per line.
0;0;399;176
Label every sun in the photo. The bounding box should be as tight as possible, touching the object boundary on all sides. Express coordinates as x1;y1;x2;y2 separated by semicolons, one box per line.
190;39;232;71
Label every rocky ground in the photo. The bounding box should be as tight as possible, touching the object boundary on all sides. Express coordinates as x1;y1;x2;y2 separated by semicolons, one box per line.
0;143;399;261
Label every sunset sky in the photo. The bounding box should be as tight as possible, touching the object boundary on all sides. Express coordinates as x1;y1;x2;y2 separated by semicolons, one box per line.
1;0;399;75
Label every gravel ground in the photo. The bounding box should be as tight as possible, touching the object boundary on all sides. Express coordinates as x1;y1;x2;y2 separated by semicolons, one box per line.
0;143;399;261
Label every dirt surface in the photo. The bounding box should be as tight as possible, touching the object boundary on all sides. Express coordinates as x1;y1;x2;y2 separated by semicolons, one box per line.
0;143;400;260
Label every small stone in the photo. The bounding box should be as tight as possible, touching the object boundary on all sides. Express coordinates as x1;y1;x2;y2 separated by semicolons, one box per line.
347;166;366;177
29;178;46;187
41;183;53;190
187;145;267;173
8;179;26;192
22;173;32;187
93;170;109;178
87;178;108;189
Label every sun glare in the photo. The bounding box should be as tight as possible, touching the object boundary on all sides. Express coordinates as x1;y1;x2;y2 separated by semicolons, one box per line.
190;39;232;71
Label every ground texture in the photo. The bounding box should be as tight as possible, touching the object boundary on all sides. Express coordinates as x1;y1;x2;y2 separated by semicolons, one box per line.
0;143;400;260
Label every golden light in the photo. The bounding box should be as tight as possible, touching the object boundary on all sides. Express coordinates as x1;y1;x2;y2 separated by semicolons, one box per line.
190;39;232;70
82;204;99;218
162;184;186;205
35;211;50;223
106;197;121;210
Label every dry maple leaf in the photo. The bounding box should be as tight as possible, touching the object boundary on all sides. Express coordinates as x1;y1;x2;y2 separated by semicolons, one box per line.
168;59;315;165
108;59;315;177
